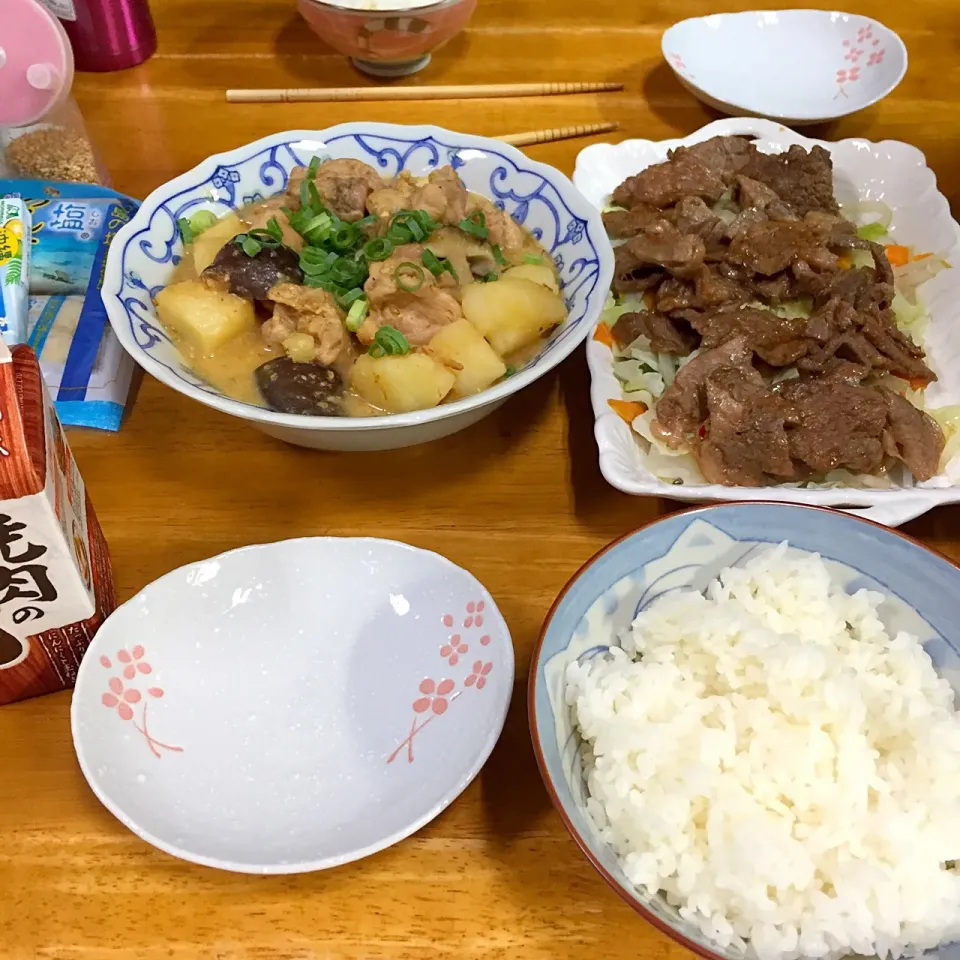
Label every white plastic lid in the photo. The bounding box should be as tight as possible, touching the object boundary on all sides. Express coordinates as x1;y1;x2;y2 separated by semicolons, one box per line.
0;0;75;128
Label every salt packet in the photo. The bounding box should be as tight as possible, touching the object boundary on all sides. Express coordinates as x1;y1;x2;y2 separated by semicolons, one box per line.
0;197;29;346
0;181;139;431
0;339;115;705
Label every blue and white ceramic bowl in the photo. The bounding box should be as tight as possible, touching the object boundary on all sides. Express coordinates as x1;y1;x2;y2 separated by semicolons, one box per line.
530;503;960;960
101;124;613;451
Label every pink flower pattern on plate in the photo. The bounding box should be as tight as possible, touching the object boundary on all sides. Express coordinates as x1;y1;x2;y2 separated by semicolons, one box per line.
836;23;885;99
465;661;493;690
439;634;467;666
388;677;458;764
100;649;182;760
388;598;497;765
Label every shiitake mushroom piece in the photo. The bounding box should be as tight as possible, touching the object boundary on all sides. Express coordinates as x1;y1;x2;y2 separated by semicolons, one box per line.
255;357;344;416
203;241;303;301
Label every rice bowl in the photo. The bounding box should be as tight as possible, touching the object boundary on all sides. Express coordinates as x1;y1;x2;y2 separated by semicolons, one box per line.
530;502;960;960
567;542;960;960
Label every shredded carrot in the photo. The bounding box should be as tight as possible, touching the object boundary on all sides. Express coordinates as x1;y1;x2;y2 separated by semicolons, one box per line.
914;252;933;261
607;398;647;424
641;292;656;310
593;323;616;348
837;253;853;269
909;376;931;392
885;244;911;267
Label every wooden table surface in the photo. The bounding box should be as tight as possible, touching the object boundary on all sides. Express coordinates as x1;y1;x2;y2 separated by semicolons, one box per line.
3;0;960;957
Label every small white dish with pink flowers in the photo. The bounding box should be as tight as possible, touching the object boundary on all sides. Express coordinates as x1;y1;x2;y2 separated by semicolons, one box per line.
662;10;907;125
70;537;513;874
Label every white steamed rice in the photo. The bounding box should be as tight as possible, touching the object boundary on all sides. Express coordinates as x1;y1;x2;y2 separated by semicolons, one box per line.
565;543;960;960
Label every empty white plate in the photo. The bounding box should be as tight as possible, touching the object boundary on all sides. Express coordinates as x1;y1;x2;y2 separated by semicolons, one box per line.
71;538;513;873
662;10;907;125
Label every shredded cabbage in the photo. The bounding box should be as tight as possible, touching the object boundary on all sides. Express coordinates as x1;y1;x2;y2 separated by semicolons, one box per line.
841;200;894;230
613;359;665;397
895;256;950;303
771;299;813;320
891;291;928;338
929;406;960;473
849;248;875;270
599;293;645;328
856;222;890;243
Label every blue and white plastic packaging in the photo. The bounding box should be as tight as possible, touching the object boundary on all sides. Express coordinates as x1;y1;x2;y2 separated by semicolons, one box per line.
1;183;140;431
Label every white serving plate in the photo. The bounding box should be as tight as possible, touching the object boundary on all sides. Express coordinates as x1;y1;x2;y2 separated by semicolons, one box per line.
661;11;907;125
573;118;960;528
71;538;513;874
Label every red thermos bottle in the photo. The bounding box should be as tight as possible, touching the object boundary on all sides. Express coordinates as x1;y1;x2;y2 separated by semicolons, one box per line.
40;0;156;71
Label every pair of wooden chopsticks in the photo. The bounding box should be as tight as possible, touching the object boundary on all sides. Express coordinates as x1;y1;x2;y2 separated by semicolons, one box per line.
226;82;621;146
226;81;623;103
497;123;618;147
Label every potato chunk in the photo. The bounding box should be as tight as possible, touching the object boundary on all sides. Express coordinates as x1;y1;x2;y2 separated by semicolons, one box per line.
155;279;256;354
350;352;455;413
461;277;566;357
428;318;506;398
192;213;244;274
502;263;559;294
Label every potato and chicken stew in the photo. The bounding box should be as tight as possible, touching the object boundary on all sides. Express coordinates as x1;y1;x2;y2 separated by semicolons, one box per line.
154;157;566;416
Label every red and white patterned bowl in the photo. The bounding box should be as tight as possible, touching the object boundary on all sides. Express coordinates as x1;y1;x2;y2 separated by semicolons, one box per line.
297;0;477;77
662;10;907;125
71;537;513;873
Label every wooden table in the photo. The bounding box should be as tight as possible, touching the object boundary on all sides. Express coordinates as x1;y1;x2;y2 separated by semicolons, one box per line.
2;0;959;956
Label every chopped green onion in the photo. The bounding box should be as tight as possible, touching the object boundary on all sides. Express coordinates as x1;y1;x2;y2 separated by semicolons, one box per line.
394;261;425;293
177;217;194;244
246;228;282;249
345;297;369;333
354;215;377;230
330;257;368;288
420;249;443;276
387;210;435;245
265;217;284;243
331;223;360;251
307;155;322;180
240;235;261;257
300;247;338;269
492;244;508;267
368;325;410;358
482;271;498;283
421;249;458;282
299;212;331;236
524;253;544;265
457;209;488;240
338;286;365;308
504;364;517;377
188;210;217;236
363;237;394;261
387;221;414;245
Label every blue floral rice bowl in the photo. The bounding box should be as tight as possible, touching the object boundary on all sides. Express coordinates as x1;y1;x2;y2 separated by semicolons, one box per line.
100;124;613;450
530;502;960;960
